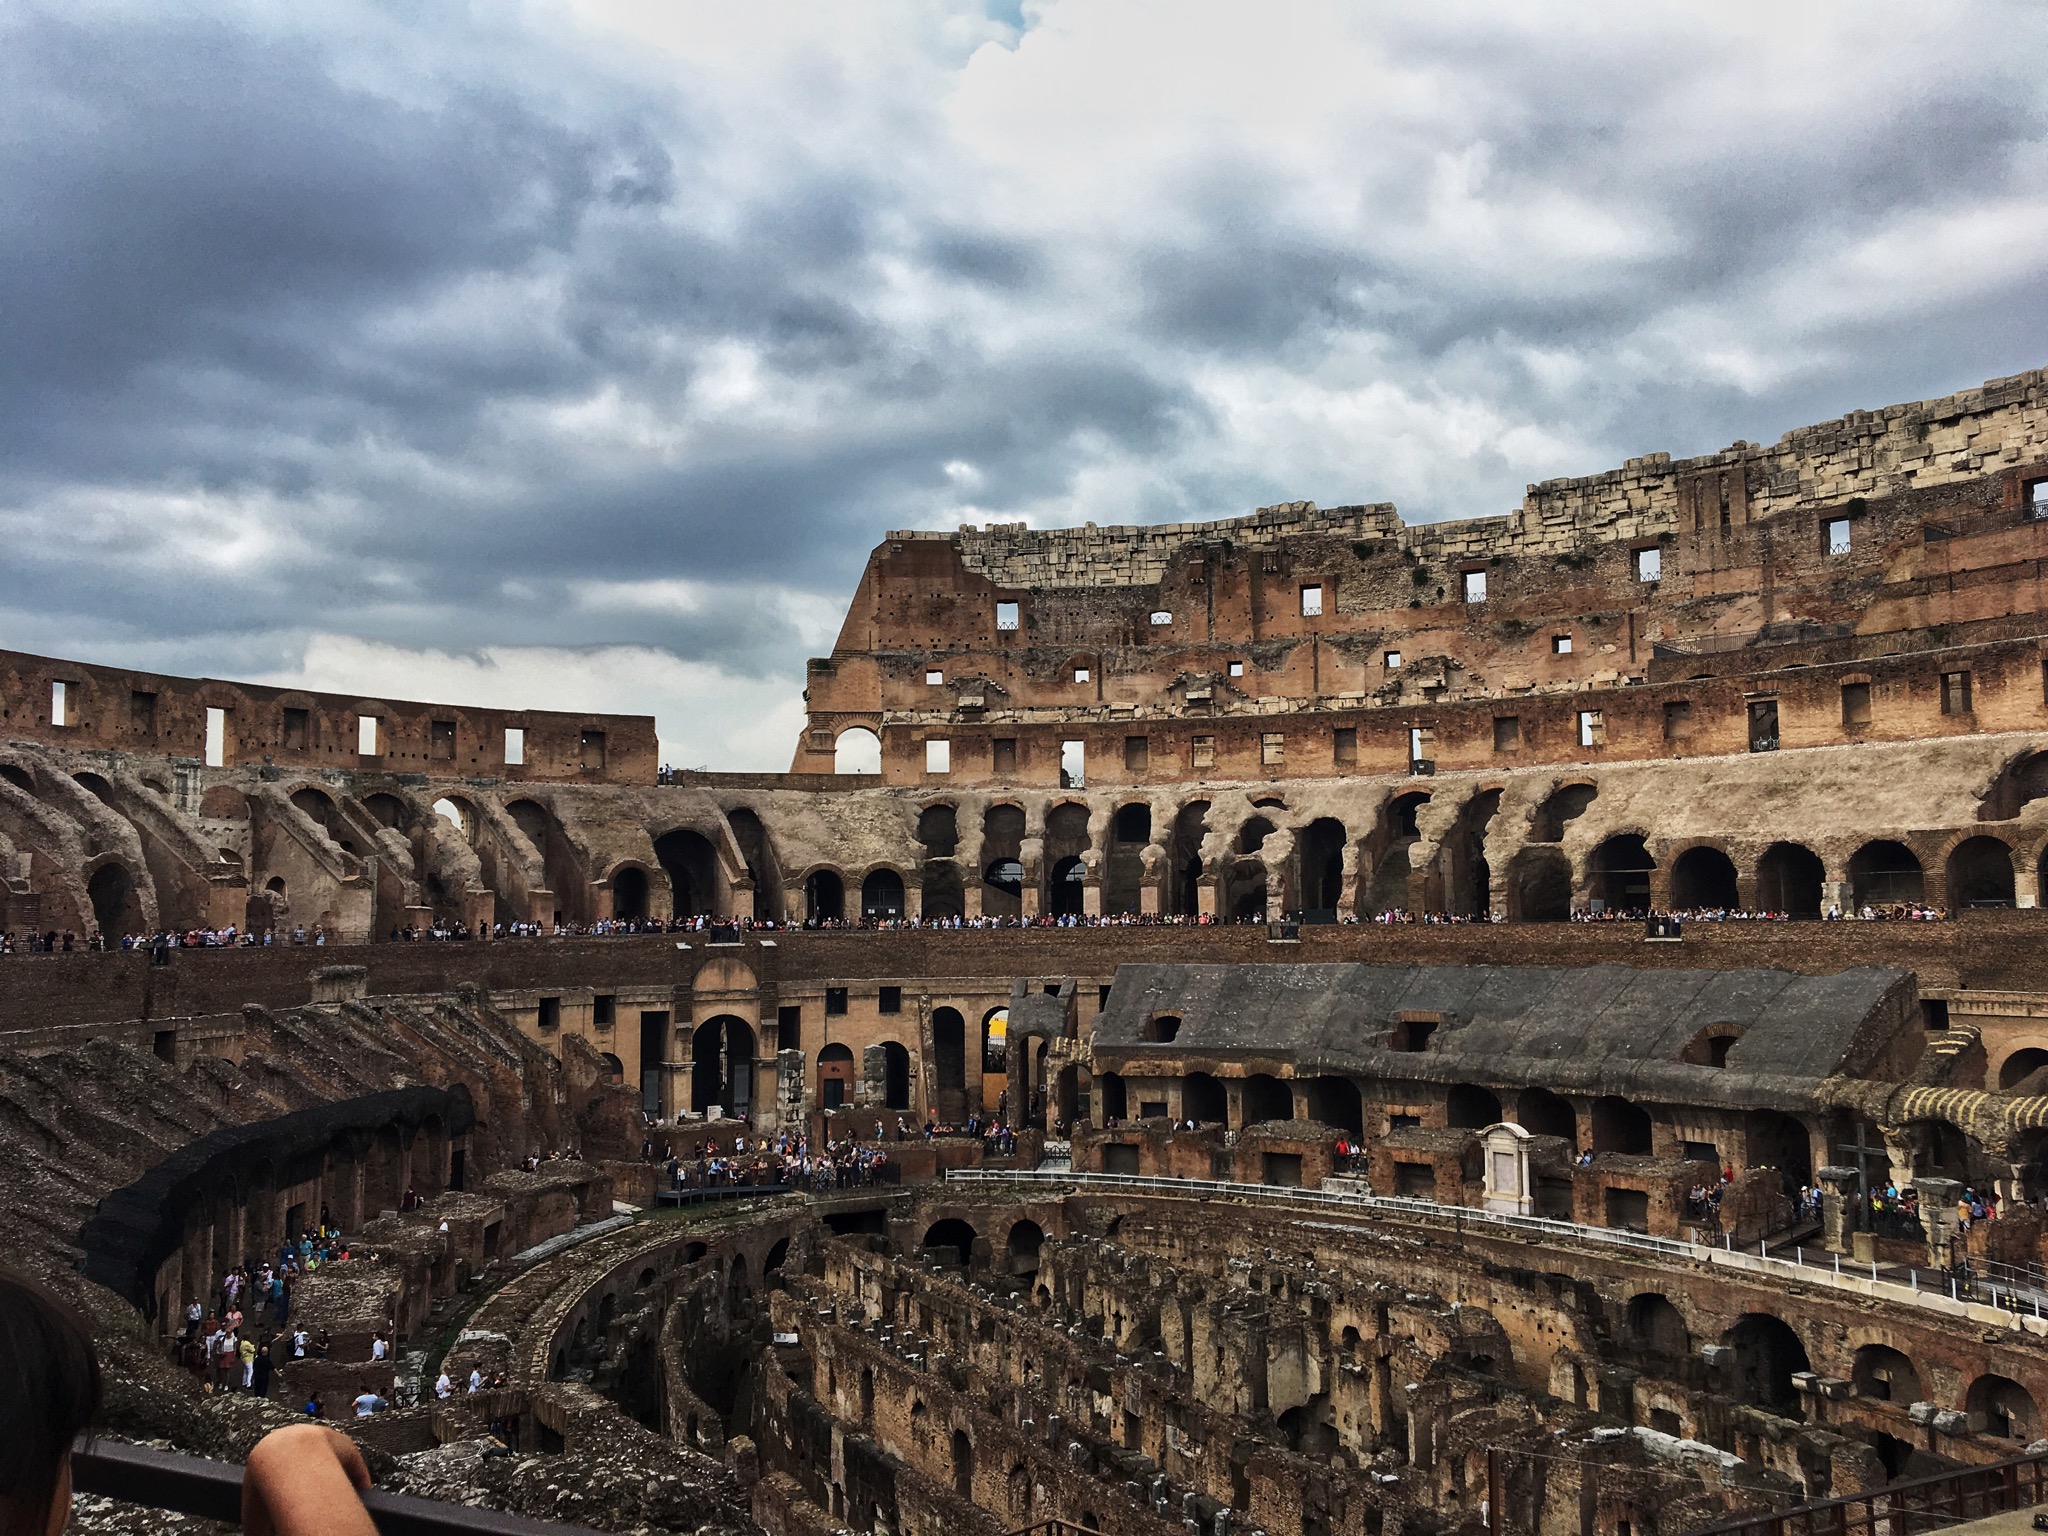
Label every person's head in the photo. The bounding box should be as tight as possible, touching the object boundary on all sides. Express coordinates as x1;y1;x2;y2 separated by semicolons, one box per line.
0;1269;102;1536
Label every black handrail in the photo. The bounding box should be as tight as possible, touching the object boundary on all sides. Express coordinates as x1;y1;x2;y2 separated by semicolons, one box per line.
70;1437;608;1536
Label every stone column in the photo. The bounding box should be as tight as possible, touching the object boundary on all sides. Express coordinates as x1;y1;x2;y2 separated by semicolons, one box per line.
1817;1165;1859;1254
1917;1176;1964;1269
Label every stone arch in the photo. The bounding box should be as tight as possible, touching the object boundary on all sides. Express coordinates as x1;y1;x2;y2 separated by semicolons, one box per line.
198;785;249;819
1446;1083;1503;1130
1439;791;1499;918
932;1007;967;1103
1624;1294;1689;1357
87;861;142;938
361;792;407;828
1849;839;1924;907
1669;844;1739;910
1755;841;1824;915
1048;854;1086;916
691;1016;757;1116
610;863;651;921
1723;1313;1811;1418
922;1217;977;1267
833;727;881;775
1587;834;1655;915
1505;847;1572;921
817;1043;855;1110
1590;1096;1652;1155
1242;1074;1292;1126
1967;1374;2039;1440
1168;801;1210;917
2000;1047;2048;1091
1516;1086;1576;1145
1681;1023;1745;1068
1004;1218;1044;1276
1298;817;1347;916
0;762;35;795
1530;781;1597;842
1978;749;2048;822
1851;1344;1921;1403
952;1430;974;1499
1303;1076;1363;1136
1744;1109;1812;1183
804;867;845;922
879;1039;912;1109
1183;1073;1227;1125
981;803;1026;919
655;829;723;918
861;867;906;920
1948;834;2016;908
726;806;781;921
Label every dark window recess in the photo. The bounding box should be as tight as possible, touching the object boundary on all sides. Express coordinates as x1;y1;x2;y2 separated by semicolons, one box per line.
592;994;615;1026
538;997;561;1030
1942;670;1972;715
992;738;1017;773
778;1004;802;1051
1664;700;1692;742
826;987;848;1016
130;691;158;737
431;719;456;759
1392;1018;1437;1052
1333;726;1358;764
1124;736;1150;771
580;729;607;771
1747;698;1779;752
1138;1102;1168;1121
282;707;309;751
1922;998;1950;1032
1682;1141;1718;1163
879;986;902;1015
1842;681;1872;726
1390;1113;1421;1131
1493;716;1521;752
1098;984;1112;1009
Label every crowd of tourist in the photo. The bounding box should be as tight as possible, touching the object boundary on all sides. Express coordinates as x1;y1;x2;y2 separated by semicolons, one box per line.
641;1112;1027;1195
1573;904;1950;924
173;1212;359;1395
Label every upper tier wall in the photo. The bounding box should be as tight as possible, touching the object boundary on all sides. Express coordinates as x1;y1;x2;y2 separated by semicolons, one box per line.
0;647;658;784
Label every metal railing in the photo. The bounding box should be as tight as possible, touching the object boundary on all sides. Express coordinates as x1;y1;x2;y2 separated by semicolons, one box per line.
70;1438;605;1536
1683;1447;2048;1536
942;1170;2048;1318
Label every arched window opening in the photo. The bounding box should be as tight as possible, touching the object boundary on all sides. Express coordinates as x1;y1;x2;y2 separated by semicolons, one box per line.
1446;1083;1503;1130
1242;1074;1292;1126
1756;841;1824;916
833;727;881;775
1949;836;2016;908
1590;1096;1653;1156
1849;840;1924;908
1669;846;1738;910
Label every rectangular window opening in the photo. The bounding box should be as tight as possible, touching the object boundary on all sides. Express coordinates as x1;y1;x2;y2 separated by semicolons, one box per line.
1842;681;1872;727
2029;479;2048;520
1191;734;1215;769
925;669;944;685
1942;670;1973;716
777;1004;802;1052
49;680;70;728
1748;698;1779;752
1409;724;1435;771
130;690;157;739
1124;735;1150;771
879;986;901;1015
1824;517;1852;556
1385;650;1402;669
431;719;456;760
1664;700;1693;742
996;601;1020;632
1261;732;1285;766
1635;546;1663;582
1461;569;1487;603
580;729;607;771
1227;660;1245;678
1552;635;1573;655
925;738;951;774
593;994;615;1027
538;997;561;1031
1578;710;1605;749
1493;716;1521;753
357;714;380;757
1060;739;1085;788
1333;726;1357;765
1299;584;1323;617
204;706;228;768
1073;666;1090;683
504;726;525;766
992;737;1017;774
282;706;309;751
825;987;848;1017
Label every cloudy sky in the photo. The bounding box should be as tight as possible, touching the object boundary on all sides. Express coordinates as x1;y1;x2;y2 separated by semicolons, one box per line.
6;1;2048;768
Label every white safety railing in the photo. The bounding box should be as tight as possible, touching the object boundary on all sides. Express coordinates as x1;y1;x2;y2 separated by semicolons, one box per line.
942;1169;2048;1325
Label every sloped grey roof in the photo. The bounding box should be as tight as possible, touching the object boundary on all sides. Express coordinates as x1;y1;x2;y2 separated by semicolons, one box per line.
1091;962;1913;1108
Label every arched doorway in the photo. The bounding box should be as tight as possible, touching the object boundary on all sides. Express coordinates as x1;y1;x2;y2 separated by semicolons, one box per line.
922;1218;977;1268
1755;842;1824;915
1507;847;1572;921
1588;835;1655;915
691;1016;757;1116
1183;1072;1227;1125
1298;818;1347;919
879;1040;912;1110
818;1043;854;1110
1049;856;1086;916
1242;1075;1292;1126
1669;846;1738;910
1849;840;1924;907
1723;1314;1811;1417
86;863;138;938
1948;836;2016;908
805;869;845;922
612;866;649;921
656;830;721;918
1516;1086;1577;1145
861;869;905;920
932;1007;966;1115
833;727;881;774
1590;1096;1653;1155
1446;1083;1503;1129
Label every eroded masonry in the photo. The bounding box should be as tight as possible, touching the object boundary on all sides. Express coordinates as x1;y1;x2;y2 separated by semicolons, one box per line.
22;368;2048;1535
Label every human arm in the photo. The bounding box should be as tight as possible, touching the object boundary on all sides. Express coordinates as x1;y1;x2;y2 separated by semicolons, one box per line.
241;1424;376;1536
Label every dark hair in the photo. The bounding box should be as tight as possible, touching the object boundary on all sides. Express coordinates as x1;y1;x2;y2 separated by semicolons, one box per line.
0;1269;102;1536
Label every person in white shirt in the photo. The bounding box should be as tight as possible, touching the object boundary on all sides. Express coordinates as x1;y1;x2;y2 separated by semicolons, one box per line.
351;1391;383;1417
435;1372;452;1400
370;1332;388;1362
468;1367;483;1394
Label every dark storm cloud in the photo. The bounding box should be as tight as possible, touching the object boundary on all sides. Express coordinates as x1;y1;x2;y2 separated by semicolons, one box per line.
4;1;2048;765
